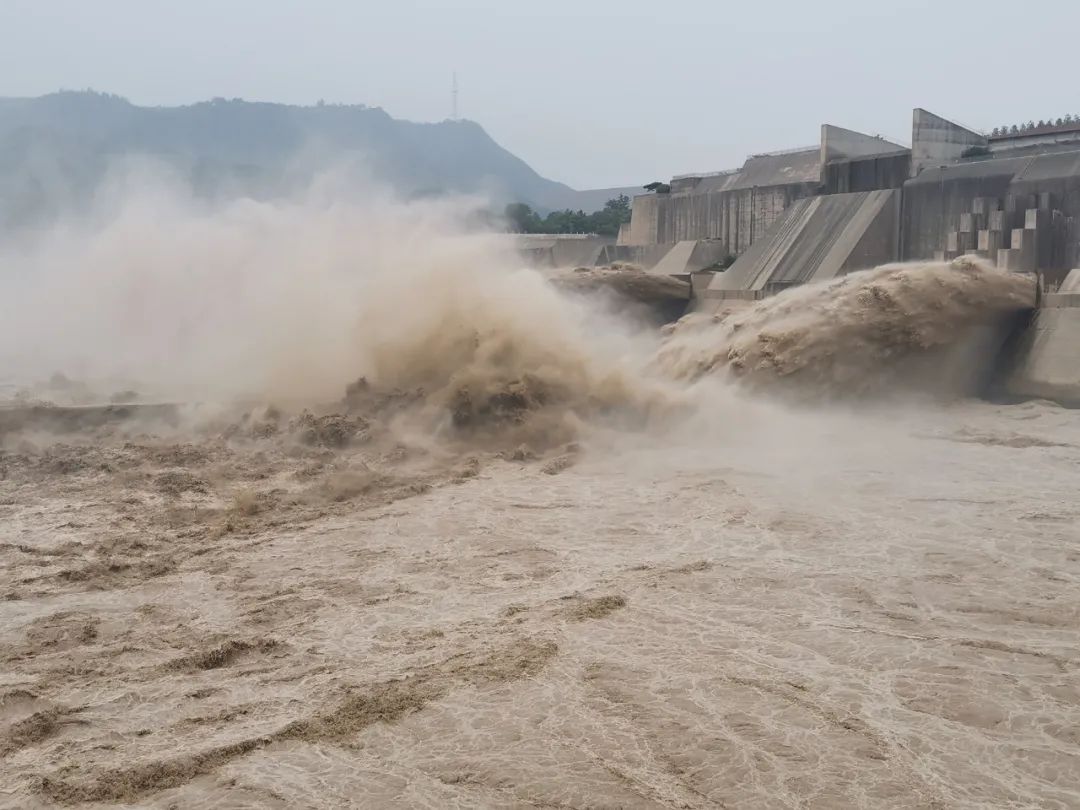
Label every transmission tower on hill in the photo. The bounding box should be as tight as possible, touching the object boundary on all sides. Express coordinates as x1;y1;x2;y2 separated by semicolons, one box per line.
452;72;459;121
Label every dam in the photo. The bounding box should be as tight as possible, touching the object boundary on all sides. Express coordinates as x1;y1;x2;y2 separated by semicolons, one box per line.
527;107;1080;406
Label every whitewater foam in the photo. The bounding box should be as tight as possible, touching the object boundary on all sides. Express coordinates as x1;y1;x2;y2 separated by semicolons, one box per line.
0;166;1041;451
653;257;1035;401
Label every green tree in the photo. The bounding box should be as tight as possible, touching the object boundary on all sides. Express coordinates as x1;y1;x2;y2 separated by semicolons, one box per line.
603;194;631;218
588;194;632;236
504;195;632;236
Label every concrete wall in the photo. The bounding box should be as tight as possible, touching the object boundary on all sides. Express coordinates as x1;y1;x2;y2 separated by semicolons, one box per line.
838;189;901;273
649;240;731;276
706;190;899;294
627;193;660;244
551;236;611;268
901;151;1080;276
511;234;613;268
821;124;906;164
823;151;911;194
625;182;817;254
1006;153;1080;272
902;158;1023;261
625;147;823;249
911;108;987;177
1005;278;1080;405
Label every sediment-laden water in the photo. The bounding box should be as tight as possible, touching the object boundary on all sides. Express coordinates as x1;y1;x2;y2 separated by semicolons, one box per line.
1;191;1075;808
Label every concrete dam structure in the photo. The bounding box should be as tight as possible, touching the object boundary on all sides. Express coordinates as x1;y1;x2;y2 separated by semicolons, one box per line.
624;125;905;255
606;107;1080;404
621;108;1080;283
703;189;899;297
509;234;613;269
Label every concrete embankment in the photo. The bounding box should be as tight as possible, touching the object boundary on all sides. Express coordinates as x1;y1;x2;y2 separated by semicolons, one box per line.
1003;269;1080;405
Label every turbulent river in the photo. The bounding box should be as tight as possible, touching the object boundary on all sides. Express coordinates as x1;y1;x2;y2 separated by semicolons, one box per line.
1;190;1077;808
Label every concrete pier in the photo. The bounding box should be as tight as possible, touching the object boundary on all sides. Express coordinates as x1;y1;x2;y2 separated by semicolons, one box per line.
1005;269;1080;404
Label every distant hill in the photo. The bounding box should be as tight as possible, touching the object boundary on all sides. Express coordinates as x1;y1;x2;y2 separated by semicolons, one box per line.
0;90;638;231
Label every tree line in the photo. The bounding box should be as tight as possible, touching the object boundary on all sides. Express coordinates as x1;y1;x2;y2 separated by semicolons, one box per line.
504;194;631;236
991;116;1080;136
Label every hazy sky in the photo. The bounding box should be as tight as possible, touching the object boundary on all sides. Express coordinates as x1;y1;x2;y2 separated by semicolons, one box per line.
1;0;1076;189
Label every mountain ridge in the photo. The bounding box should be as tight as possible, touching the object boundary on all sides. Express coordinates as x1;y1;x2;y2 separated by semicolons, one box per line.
0;91;638;230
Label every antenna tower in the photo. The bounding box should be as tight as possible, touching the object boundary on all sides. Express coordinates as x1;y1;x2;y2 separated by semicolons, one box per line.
452;72;459;121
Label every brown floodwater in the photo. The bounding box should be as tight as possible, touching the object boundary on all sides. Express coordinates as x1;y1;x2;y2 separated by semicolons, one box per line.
1;393;1078;809
1;249;1076;808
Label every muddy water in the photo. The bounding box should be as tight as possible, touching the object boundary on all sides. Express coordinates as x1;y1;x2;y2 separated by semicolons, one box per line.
2;397;1079;809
